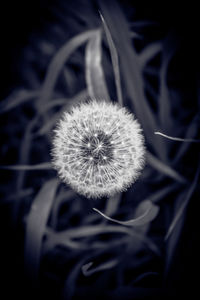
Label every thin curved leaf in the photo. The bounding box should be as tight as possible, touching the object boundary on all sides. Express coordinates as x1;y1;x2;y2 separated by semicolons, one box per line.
146;151;187;183
45;225;160;256
82;259;118;276
93;200;159;227
85;28;110;100
38;89;88;114
99;11;123;105
98;1;158;137
155;131;200;143
24;179;58;285
38;29;100;104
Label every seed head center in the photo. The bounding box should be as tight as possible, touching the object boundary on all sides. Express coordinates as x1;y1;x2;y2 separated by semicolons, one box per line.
81;130;113;164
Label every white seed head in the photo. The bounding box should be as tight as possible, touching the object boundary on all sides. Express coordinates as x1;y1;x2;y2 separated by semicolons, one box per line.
51;100;145;198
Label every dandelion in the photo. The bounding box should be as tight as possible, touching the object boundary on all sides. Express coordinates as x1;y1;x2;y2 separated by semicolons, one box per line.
51;100;145;198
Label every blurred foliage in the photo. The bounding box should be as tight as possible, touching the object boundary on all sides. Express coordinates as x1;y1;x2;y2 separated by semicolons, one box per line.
0;1;200;299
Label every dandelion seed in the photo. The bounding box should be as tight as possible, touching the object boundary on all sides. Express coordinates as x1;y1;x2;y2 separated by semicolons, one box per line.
51;100;145;198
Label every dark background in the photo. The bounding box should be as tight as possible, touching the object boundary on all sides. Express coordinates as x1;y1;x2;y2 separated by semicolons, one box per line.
1;1;199;98
1;1;199;299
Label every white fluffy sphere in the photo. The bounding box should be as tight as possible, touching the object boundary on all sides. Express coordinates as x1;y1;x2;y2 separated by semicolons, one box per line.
52;100;145;198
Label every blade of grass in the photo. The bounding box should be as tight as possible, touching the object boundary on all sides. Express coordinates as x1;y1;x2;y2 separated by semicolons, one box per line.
0;162;52;170
46;224;133;239
0;90;39;114
146;151;187;183
45;225;160;256
63;257;90;300
148;183;179;204
38;89;88;114
50;189;75;229
98;0;157;137
93;200;159;227
164;165;200;278
130;31;143;39
173;114;200;163
44;230;128;251
82;259;118;276
154;131;200;142
145;80;159;104
165;165;200;241
44;225;160;256
99;11;123;105
85;28;110;100
15;116;40;191
155;33;181;162
24;179;58;285
43;226;133;251
12;118;38;226
139;42;162;68
38;29;100;104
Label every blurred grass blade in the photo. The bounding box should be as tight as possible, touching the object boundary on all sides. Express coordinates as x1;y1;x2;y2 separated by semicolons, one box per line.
11;119;36;226
93;200;159;227
38;29;100;104
0;162;52;170
98;0;157;136
82;259;118;276
130;31;143;39
44;224;160;256
148;183;178;204
99;11;123;105
39;89;88;114
155;131;200;143
45;225;160;255
146;151;187;183
15;116;44;192
46;225;133;240
0;90;39;114
165;166;200;241
173;115;200;161
139;42;161;67
24;179;58;285
50;189;75;229
44;236;87;250
85;28;110;100
63;258;90;300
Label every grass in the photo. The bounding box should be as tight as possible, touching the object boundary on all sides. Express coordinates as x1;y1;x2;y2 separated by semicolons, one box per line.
0;1;199;299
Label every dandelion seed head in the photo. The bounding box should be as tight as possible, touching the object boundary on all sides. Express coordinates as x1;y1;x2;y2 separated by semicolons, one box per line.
51;100;145;198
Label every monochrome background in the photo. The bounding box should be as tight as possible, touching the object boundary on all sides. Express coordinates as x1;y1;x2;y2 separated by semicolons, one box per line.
0;1;199;299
